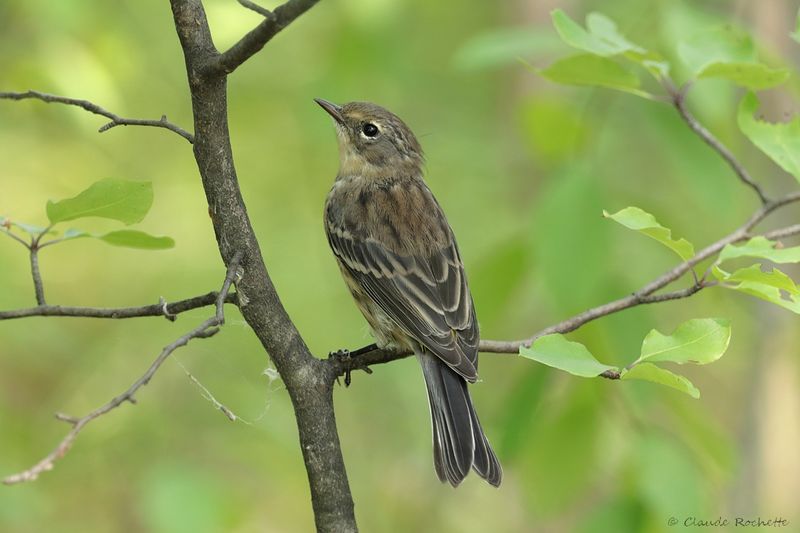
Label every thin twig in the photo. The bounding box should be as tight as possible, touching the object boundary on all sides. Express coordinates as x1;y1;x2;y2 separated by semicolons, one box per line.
178;360;243;422
237;0;274;18
28;247;46;305
211;0;320;75
763;223;800;241
0;292;237;321
0;91;194;144
668;82;769;205
332;193;800;375
1;227;31;248
2;252;242;485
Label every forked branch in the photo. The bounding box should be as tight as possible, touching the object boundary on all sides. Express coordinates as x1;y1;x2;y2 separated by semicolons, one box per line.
2;252;242;485
0;90;194;143
211;0;320;75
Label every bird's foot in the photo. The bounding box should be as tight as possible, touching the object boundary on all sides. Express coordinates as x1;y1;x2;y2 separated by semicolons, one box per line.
329;348;353;387
328;345;377;387
329;348;351;361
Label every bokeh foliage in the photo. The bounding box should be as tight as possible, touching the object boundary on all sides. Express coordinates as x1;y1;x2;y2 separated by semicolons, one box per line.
1;1;799;532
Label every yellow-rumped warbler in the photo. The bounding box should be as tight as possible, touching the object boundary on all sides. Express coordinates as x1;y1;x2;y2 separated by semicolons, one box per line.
316;99;502;487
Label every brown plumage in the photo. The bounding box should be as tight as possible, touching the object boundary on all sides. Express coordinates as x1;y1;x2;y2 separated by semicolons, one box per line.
317;99;502;487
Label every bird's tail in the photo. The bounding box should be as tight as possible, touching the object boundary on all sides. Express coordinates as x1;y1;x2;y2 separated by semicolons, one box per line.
418;353;502;487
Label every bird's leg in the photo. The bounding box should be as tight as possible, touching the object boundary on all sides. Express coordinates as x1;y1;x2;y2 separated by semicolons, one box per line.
328;343;378;387
328;348;351;387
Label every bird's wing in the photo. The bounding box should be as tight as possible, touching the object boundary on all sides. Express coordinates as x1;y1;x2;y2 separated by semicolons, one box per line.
326;205;479;382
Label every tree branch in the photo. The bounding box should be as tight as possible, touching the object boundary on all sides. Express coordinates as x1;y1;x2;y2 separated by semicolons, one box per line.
333;191;800;376
668;82;769;205
763;223;800;241
0;291;237;321
2;251;242;485
210;0;320;75
0;90;194;143
1;223;237;319
169;1;356;531
237;0;274;18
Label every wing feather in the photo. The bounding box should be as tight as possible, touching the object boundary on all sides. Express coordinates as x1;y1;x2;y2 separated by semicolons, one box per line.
325;188;479;380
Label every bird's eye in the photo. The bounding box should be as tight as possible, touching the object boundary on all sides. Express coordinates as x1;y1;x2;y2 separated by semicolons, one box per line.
362;123;379;138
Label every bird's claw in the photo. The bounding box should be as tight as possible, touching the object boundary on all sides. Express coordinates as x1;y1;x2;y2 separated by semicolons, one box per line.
329;348;353;387
329;348;351;360
329;348;374;387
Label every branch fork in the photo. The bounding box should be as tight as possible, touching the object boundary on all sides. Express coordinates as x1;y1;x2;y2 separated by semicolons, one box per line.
2;252;242;485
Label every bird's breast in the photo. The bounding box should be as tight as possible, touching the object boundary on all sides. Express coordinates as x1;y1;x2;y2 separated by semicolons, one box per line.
325;175;450;257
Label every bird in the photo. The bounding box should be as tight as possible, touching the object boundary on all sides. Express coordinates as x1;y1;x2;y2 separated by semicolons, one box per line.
315;98;502;487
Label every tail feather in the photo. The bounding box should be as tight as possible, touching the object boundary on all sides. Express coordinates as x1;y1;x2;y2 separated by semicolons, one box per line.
467;394;502;486
425;359;470;484
419;353;502;487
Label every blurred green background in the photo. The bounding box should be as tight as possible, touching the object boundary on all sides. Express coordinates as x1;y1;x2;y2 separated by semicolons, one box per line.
1;0;799;531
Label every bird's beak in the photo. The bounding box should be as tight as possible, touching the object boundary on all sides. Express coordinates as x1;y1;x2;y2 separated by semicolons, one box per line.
314;98;344;125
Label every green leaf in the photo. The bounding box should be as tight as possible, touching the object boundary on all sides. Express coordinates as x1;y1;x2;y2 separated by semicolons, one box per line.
603;206;694;260
714;263;800;312
699;62;790;90
551;10;643;56
625;50;671;79
678;25;755;76
738;92;800;181
585;13;645;52
63;228;89;240
520;334;618;377
792;9;800;44
98;230;174;249
46;178;154;225
638;318;731;365
50;229;174;250
551;10;612;54
13;222;48;235
539;54;651;98
723;281;800;314
1;216;57;237
550;10;668;79
621;363;700;399
713;263;798;294
718;236;800;264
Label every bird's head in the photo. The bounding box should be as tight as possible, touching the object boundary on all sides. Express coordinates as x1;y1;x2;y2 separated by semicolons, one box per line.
315;99;424;177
